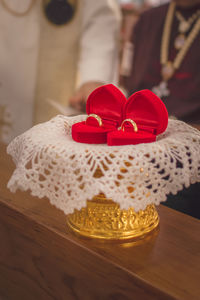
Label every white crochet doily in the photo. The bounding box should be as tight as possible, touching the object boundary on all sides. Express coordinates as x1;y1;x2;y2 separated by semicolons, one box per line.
7;115;200;214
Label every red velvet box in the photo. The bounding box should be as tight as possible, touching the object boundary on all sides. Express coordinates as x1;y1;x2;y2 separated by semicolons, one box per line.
72;84;126;144
71;84;168;146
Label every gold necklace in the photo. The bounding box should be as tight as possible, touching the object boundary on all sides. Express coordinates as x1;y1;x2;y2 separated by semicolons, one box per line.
152;1;200;98
174;9;200;49
1;0;35;17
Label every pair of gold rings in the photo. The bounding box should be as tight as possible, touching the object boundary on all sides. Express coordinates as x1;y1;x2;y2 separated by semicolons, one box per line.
86;114;138;132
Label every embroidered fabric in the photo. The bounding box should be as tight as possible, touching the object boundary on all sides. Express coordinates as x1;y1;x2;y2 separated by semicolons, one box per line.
7;115;200;214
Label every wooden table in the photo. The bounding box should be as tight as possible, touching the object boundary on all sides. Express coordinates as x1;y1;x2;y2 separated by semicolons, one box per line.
0;143;200;300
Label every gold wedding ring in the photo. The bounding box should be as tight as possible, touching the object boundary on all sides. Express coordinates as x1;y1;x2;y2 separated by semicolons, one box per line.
86;114;103;127
120;119;138;132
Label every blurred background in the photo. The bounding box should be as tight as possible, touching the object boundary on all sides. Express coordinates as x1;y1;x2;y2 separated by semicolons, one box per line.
118;0;170;79
0;0;199;144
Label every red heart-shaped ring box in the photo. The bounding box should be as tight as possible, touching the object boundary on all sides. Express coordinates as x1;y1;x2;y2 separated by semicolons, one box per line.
72;84;126;144
107;89;168;146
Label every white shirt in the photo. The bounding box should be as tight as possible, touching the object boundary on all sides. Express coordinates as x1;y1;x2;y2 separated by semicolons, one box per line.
0;0;121;143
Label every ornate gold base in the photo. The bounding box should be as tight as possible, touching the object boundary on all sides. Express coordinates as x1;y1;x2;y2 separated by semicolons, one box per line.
67;195;159;241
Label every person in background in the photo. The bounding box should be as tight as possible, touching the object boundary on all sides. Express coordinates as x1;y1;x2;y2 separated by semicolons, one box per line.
0;0;121;144
123;0;200;218
124;0;200;127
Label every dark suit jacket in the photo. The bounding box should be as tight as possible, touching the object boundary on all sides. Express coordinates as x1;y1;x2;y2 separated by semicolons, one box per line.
125;3;200;123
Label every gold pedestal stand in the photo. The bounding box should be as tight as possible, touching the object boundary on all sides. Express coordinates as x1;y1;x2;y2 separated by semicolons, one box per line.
67;194;159;241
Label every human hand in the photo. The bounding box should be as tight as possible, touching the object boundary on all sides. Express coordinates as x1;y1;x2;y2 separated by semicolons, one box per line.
69;81;104;112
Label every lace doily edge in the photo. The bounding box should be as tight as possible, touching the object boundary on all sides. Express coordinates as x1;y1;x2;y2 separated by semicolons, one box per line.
7;174;200;215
